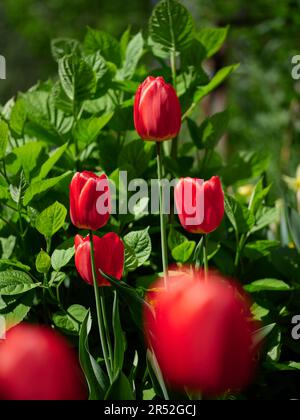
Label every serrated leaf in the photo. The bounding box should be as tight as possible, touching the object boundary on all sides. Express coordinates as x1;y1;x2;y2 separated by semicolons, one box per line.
197;26;229;58
0;290;35;330
51;38;80;61
34;143;69;182
10;98;27;136
58;55;96;102
36;201;67;238
84;28;121;67
73;113;113;148
23;171;71;206
148;0;194;57
120;32;144;80
7;141;44;180
0;270;40;295
123;227;152;267
0;235;16;259
51;238;75;271
124;243;139;272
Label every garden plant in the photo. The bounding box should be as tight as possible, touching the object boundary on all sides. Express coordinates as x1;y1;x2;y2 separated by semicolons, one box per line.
0;0;299;400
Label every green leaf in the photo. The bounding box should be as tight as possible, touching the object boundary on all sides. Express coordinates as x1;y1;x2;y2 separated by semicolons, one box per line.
245;279;290;293
53;304;88;335
118;140;154;177
244;240;280;261
168;226;187;251
225;194;255;234
123;227;152;268
51;38;80;61
23;171;71;206
84;28;121;67
0;270;40;295
35;250;51;274
112;292;126;378
197;26;229;58
197;110;229;150
7;141;44;180
248;179;271;215
193;64;239;104
0;235;16;259
124;243;139;273
105;371;134;400
0;119;9;160
148;0;194;57
51;238;75;271
34;143;69;182
35;201;67;238
171;240;196;263
79;311;108;400
120;32;144;80
10;98;27;136
73;113;114;148
250;207;279;234
58;55;96;102
0;290;35;330
0;259;31;271
85;52;116;97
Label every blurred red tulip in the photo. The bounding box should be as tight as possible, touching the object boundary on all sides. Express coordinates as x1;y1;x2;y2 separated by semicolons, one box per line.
74;232;124;287
0;324;86;400
144;270;259;396
174;176;224;234
70;171;110;231
134;76;181;141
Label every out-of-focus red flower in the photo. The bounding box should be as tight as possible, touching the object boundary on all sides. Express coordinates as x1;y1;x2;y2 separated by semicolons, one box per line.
144;269;259;396
134;76;181;141
74;232;124;287
0;324;86;400
70;171;111;231
174;176;224;234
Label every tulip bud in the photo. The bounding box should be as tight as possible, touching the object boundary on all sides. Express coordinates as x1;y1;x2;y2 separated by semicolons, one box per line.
134;76;181;141
69;171;111;231
74;232;124;287
0;324;86;400
144;270;259;396
174;176;224;234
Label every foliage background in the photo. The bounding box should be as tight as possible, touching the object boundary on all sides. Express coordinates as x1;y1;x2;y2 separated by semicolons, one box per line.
1;0;300;181
0;0;300;400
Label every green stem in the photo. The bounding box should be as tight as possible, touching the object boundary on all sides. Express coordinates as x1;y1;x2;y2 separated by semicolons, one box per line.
99;288;114;374
89;230;113;383
156;143;169;288
203;235;209;277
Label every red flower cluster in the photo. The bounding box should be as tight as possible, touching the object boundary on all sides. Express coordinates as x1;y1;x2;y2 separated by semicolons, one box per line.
70;171;124;287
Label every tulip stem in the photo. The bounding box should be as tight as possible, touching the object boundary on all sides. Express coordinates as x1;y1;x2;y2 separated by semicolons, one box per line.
89;230;113;384
156;142;169;288
203;235;209;278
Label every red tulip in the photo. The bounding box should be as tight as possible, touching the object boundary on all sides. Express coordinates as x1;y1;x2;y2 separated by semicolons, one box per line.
74;232;124;287
174;176;224;234
144;270;258;396
0;324;86;400
134;76;181;141
70;171;111;231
